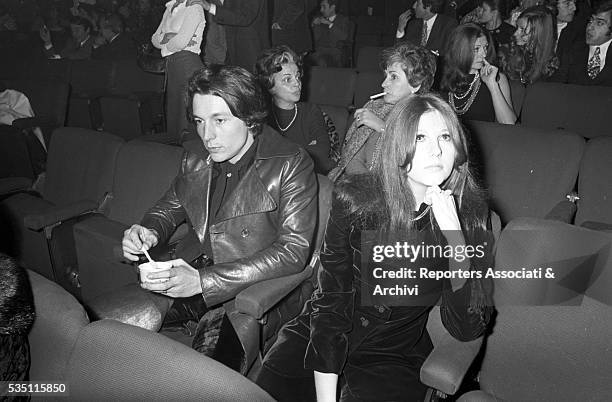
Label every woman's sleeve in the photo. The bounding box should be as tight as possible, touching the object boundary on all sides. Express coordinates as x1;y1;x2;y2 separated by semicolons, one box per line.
305;195;355;374
439;223;495;341
305;104;334;174
161;5;205;54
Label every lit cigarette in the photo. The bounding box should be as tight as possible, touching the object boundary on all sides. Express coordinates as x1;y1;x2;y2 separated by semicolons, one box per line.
370;92;387;99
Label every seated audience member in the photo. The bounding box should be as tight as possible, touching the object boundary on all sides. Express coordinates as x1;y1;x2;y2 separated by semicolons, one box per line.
271;0;312;55
256;94;494;402
329;42;436;181
256;45;333;174
498;6;559;84
39;16;94;60
566;0;612;86
309;0;350;67
396;0;458;56
441;23;516;123
0;253;36;386
477;0;516;49
93;13;136;60
121;64;317;363
547;0;587;80
507;0;543;26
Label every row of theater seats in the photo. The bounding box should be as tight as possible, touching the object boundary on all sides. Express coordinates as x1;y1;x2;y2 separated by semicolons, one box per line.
2;122;610;398
1;118;608;300
0;58;165;141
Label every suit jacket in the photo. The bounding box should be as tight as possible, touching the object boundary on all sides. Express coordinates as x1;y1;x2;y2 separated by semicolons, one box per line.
550;18;587;82
398;13;458;55
140;126;317;307
566;43;612;86
271;0;312;53
213;0;270;71
93;34;137;60
313;13;350;50
45;36;94;60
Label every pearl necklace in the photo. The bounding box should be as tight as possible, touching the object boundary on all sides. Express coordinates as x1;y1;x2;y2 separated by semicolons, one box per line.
453;72;480;100
449;75;481;115
273;104;298;132
411;204;431;221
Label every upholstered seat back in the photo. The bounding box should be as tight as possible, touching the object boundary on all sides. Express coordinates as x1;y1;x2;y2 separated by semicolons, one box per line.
105;140;184;225
27;270;89;381
305;67;357;107
475;218;612;401
521;82;612;138
42;128;123;207
466;121;585;223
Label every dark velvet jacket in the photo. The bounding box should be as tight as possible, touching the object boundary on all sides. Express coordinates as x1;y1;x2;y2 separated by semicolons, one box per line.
140;127;318;308
304;175;494;374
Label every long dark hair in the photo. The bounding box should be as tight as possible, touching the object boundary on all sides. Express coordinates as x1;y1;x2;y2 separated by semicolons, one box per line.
441;23;497;93
374;94;488;235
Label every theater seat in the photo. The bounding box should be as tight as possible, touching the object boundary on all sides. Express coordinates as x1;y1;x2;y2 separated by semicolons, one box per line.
73;140;184;302
66;60;116;129
458;218;612;401
356;46;384;72
575;137;612;227
0;128;123;285
465;121;585;224
521;82;612;138
305;67;357;108
353;70;384;108
27;270;274;401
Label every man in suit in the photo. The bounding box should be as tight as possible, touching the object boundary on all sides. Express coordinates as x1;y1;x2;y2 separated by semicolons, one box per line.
310;0;350;67
395;0;457;56
93;14;136;60
39;16;94;60
549;0;588;81
567;0;612;86
271;0;312;55
202;0;270;71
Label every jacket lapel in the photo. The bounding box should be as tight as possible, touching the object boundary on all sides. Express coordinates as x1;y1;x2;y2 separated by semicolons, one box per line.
183;157;213;243
215;164;277;222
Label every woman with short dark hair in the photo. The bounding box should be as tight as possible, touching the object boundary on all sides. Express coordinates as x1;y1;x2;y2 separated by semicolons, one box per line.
255;45;333;174
329;41;437;182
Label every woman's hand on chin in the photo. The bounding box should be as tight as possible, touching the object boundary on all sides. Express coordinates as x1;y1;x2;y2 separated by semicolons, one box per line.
425;186;463;235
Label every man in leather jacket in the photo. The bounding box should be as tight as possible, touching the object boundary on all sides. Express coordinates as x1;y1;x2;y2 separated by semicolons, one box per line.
121;64;317;362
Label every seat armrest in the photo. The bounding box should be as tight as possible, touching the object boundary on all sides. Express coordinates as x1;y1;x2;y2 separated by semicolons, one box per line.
24;199;99;231
544;200;577;223
0;177;33;196
235;265;314;319
457;390;499;402
12;116;58;130
420;335;483;395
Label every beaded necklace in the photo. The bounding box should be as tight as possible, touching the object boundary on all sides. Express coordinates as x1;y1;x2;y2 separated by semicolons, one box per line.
449;74;482;115
273;104;298;132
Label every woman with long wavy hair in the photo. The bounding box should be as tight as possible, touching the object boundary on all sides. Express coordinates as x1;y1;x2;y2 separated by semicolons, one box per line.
256;93;495;402
498;6;559;84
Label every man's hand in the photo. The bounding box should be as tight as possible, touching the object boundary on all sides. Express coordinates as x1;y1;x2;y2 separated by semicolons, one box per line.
140;258;202;298
122;224;159;261
272;22;282;30
397;9;413;34
39;25;51;45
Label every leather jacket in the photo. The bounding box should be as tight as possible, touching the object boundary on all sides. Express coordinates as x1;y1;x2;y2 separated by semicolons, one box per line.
141;127;318;307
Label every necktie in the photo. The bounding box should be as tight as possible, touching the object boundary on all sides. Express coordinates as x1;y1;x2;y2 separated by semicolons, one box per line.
420;20;428;46
587;47;601;79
